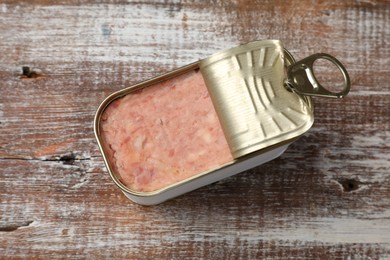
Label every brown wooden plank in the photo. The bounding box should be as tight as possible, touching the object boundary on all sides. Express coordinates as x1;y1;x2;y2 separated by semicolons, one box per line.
1;0;390;258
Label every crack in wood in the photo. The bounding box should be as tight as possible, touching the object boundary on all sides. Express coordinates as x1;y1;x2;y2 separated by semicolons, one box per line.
0;153;99;164
42;152;92;165
0;221;34;232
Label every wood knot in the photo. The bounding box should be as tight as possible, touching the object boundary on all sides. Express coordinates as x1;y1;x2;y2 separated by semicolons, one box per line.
59;153;76;165
338;178;360;192
20;66;45;79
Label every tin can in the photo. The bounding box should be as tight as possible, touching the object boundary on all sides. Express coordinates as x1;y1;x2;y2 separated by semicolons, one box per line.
94;40;350;205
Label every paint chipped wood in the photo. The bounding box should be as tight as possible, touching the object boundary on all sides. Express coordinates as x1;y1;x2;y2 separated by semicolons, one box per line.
1;0;390;259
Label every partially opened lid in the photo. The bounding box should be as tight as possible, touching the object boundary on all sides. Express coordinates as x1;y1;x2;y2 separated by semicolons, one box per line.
199;40;314;158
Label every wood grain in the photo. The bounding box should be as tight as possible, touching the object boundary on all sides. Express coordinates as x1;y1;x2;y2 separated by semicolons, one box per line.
1;0;390;259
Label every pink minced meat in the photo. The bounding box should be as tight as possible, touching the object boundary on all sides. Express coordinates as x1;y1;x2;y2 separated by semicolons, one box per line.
100;70;234;192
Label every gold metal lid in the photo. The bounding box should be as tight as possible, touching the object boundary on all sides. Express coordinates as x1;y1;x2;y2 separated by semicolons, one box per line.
199;40;334;158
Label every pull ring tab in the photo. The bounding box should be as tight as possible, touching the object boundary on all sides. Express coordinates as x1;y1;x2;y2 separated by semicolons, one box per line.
286;53;350;98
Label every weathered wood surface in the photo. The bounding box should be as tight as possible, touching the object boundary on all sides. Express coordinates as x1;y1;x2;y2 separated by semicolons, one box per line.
1;0;390;259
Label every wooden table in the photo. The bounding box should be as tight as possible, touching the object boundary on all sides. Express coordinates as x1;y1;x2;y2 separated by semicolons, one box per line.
1;1;389;258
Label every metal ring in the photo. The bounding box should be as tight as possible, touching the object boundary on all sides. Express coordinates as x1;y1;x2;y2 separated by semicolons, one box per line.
286;53;351;99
